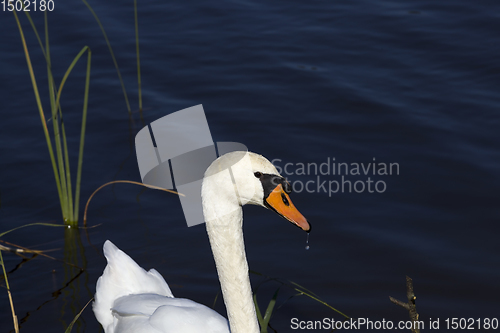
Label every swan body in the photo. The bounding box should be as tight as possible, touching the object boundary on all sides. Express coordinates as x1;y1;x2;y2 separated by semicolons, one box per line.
94;151;310;333
94;240;229;333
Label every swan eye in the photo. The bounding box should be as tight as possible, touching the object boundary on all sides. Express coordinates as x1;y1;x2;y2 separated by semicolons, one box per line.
254;172;262;178
281;193;290;206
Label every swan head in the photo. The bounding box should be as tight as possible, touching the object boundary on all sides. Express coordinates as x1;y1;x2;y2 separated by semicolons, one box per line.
202;151;310;232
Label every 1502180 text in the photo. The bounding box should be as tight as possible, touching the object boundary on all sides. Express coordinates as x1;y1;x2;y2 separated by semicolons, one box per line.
2;0;54;11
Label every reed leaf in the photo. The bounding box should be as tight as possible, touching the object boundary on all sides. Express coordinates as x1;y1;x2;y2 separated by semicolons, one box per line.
23;11;46;58
83;180;183;226
0;223;67;238
64;298;93;333
81;0;131;113
253;293;264;330
250;269;350;326
73;50;92;222
253;287;279;333
12;11;64;215
292;287;350;319
0;250;19;333
263;288;279;327
45;12;70;219
134;0;142;112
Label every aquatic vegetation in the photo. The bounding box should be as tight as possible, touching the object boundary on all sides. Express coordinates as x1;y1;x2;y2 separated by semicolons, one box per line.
13;11;91;225
11;0;144;225
250;270;350;333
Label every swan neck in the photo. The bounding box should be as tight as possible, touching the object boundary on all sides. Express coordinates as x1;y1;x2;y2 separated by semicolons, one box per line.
206;209;260;333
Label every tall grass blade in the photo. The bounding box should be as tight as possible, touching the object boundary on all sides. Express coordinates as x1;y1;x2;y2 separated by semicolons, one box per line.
61;114;74;220
253;294;264;329
134;0;142;112
0;250;19;333
262;288;279;329
22;9;72;219
12;11;65;216
288;280;319;297
53;45;91;224
293;287;350;319
73;50;92;222
44;12;70;219
0;223;67;238
81;0;131;113
54;47;90;110
250;270;350;322
253;287;279;333
83;180;183;226
64;298;93;333
23;12;46;57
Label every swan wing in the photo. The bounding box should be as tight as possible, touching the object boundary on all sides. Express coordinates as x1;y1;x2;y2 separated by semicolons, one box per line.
93;241;173;332
111;294;230;333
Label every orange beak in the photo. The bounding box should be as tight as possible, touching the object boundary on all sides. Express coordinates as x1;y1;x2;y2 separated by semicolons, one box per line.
265;184;310;232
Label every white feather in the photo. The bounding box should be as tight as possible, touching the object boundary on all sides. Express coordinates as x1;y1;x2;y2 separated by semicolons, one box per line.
94;241;229;333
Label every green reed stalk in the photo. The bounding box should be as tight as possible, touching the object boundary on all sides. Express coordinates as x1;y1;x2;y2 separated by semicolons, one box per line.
0;250;19;333
74;50;91;222
13;11;64;215
64;298;93;333
81;0;131;114
45;13;71;219
254;288;279;333
13;11;92;226
134;0;143;112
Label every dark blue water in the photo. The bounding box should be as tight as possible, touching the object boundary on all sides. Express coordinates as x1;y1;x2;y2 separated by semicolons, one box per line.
1;0;499;332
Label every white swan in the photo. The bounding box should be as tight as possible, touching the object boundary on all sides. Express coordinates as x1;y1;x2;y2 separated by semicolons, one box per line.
93;151;310;333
